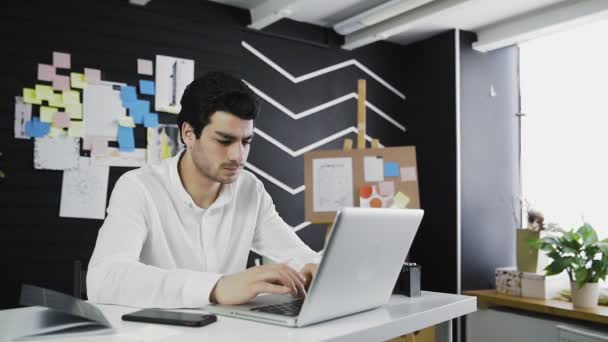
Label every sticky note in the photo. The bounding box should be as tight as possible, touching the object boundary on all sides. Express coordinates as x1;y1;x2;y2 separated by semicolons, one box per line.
23;88;42;104
137;59;153;75
400;167;417;182
118;126;135;152
62;90;80;105
91;137;108;155
84;68;101;83
52;112;70;128
40;106;59;123
65;103;82;119
118;116;135;128
378;181;395;197
390;192;411;209
53;51;71;69
363;156;384;182
48;127;66;138
359;185;373;199
129;100;149;124
49;93;65;108
120;86;137;103
35;84;54;101
139;80;155;95
70;72;86;89
25;117;50;137
52;75;70;91
144;113;158;128
384;162;400;177
68;121;85;137
37;64;55;81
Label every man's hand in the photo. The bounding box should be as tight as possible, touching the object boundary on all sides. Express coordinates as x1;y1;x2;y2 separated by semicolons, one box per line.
299;263;319;291
210;263;308;305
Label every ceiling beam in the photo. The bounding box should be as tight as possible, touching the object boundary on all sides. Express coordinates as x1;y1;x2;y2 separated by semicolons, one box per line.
473;0;608;52
248;0;301;30
342;0;475;50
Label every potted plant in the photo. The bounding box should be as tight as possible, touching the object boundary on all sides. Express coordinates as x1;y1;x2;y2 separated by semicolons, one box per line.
533;223;608;308
515;201;556;273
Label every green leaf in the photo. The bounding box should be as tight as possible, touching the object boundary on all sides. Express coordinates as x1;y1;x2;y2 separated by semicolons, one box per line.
595;241;608;255
578;224;598;246
545;261;566;276
574;267;590;286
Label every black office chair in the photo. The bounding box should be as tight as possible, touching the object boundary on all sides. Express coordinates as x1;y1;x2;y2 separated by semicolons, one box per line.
73;260;87;300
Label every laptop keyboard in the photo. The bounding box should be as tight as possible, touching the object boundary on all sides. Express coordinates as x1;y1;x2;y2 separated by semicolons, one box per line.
250;299;304;317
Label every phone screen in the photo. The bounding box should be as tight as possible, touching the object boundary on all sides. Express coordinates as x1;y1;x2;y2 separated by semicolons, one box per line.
122;309;217;327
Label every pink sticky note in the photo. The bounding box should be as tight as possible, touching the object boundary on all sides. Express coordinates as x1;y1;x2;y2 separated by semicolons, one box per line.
37;64;55;81
53;51;71;69
84;68;101;82
82;135;93;150
52;112;71;128
91;137;108;156
400;167;417;182
378;181;395;197
52;75;70;91
137;58;153;75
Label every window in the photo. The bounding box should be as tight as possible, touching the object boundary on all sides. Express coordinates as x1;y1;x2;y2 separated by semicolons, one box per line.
520;19;608;240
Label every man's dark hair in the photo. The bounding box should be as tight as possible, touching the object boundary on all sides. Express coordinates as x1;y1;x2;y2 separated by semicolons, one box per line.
177;71;259;143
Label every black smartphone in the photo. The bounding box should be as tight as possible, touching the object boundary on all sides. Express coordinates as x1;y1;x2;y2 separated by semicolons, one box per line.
122;309;217;327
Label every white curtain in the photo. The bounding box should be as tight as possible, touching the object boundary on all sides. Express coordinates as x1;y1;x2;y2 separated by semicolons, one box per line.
520;19;608;240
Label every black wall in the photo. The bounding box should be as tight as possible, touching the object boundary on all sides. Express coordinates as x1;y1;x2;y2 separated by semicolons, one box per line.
459;31;520;291
1;0;470;308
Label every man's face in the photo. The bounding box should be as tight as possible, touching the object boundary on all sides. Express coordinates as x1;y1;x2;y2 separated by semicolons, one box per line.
186;111;254;184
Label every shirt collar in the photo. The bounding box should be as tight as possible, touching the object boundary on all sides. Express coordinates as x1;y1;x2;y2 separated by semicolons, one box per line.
169;150;234;210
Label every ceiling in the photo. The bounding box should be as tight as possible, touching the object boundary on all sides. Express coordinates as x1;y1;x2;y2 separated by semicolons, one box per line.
208;0;608;50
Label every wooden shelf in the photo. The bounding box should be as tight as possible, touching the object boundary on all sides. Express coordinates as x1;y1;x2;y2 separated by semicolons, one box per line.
464;289;608;325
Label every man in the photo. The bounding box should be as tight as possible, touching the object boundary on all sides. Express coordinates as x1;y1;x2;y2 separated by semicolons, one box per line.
87;71;320;308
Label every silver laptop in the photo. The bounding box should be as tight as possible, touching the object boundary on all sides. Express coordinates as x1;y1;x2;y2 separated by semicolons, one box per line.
205;207;424;327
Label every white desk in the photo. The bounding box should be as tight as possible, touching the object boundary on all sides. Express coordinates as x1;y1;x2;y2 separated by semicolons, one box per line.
1;291;476;342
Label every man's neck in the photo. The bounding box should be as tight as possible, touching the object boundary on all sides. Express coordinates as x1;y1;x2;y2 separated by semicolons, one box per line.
178;150;221;209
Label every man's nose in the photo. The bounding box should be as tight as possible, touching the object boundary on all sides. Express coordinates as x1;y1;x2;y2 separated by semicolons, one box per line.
228;142;246;163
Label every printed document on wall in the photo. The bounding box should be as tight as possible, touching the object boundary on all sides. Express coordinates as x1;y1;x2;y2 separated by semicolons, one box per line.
83;81;126;141
60;157;110;220
155;55;194;114
34;136;79;170
313;157;353;212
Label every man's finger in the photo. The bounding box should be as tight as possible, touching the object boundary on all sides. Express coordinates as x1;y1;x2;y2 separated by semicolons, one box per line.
253;282;291;295
256;269;299;296
278;265;307;298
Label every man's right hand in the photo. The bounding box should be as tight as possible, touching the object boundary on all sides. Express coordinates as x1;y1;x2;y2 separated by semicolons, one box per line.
209;263;307;305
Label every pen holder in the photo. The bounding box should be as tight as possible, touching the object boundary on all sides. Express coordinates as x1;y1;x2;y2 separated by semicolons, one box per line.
393;262;421;297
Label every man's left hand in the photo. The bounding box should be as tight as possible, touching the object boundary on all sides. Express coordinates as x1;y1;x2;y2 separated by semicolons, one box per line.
299;263;319;292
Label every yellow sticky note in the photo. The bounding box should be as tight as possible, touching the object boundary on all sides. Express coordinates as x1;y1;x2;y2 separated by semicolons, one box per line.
49;93;65;108
35;84;54;101
70;72;86;89
62;90;80;105
117;116;135;127
390;192;411;209
65;103;82;119
68;121;85;137
40;106;59;123
49;127;66;138
23;88;42;104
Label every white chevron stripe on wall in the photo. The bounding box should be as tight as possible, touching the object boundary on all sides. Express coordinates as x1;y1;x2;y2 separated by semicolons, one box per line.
242;41;406;100
245;81;406;132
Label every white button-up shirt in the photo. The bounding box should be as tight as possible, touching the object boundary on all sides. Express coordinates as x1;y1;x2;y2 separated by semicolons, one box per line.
87;151;321;308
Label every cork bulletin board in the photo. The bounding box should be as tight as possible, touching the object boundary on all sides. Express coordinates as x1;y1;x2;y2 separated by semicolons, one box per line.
304;146;420;224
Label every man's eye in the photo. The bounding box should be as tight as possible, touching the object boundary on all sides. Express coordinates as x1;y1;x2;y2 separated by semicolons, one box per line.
218;140;232;145
243;140;252;145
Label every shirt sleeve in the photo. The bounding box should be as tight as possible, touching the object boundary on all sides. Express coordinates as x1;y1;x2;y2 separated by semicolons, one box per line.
86;174;222;309
251;180;322;271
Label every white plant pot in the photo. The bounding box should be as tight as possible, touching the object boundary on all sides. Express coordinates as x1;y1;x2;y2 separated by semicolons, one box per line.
571;281;599;308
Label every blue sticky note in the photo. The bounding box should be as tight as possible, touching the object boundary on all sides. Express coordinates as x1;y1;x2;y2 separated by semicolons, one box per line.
384;162;400;177
25;117;50;138
118;126;135;152
120;86;137;103
144;112;159;128
139;80;155;95
129;100;149;124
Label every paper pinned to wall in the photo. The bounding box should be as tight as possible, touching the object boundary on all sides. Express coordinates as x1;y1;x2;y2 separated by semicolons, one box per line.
49;93;65;108
70;72;86;89
144;113;158;128
52;75;70;91
363;156;384;182
68;121;85;137
52;51;71;69
23;88;42;105
312;157;353;212
400;167;417;182
139;80;155;95
34;136;79;170
155;55;194;114
35;84;54;101
62;90;80;105
65;103;83;119
25;117;50;138
84;68;101;83
40;106;58;123
14;96;32;139
384;162;400;177
52;112;70;128
83;81;125;140
146;125;184;165
60;157;110;220
91;147;146;167
137;58;154;76
38;64;55;81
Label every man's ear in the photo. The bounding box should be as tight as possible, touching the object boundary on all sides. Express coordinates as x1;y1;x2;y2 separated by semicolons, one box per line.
181;122;196;147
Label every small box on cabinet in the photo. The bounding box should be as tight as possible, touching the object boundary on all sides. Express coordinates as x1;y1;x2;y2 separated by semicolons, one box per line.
495;267;522;296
